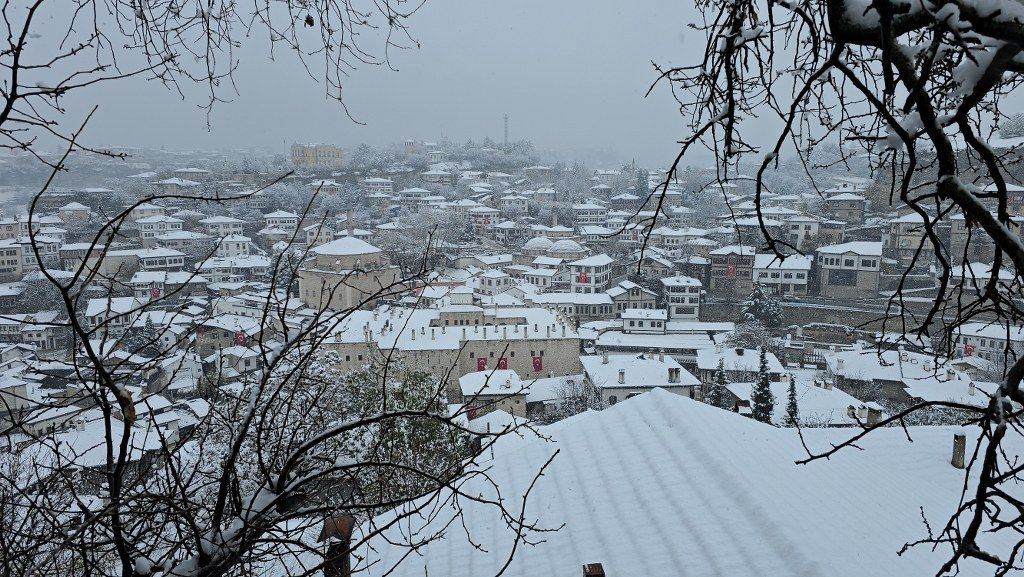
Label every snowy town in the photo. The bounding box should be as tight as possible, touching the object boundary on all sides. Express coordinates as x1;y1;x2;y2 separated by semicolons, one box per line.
2;134;1023;575
4;0;1024;574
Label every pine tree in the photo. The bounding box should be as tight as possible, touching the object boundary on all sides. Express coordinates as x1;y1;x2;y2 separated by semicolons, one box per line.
784;374;799;427
706;358;731;410
741;283;783;328
750;348;776;424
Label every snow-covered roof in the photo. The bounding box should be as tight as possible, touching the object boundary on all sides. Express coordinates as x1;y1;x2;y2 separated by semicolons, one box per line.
753;254;814;270
825;192;867;201
199;215;246;224
355;390;1009;576
568;254;613;267
264;210;299;219
458;370;527;397
956;322;1024;343
695;347;786;373
816;241;883;257
727;380;871;426
580;353;697;388
523;236;554;251
153;178;200;187
85;297;139;318
309;236;382;257
709;245;756;256
621;308;668;321
660;275;702;287
549;239;585;253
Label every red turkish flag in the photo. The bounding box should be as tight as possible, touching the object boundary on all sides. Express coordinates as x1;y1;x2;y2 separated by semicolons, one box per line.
532;356;543;372
578;271;588;283
964;343;976;356
476;357;487;371
234;331;247;346
497;357;508;370
726;264;736;277
150;285;161;298
466;406;477;420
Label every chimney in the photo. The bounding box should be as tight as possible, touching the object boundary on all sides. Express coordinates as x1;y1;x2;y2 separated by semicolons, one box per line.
824;379;833;390
546;326;551;337
866;405;882;426
952;431;967;469
735;348;744;356
561;325;566;337
483;327;488;338
75;418;85;431
836;358;844;371
659;350;665;362
346;208;354;236
319;515;355;577
618;368;625;384
968;382;976;395
602;351;609;364
410;330;415;341
924;359;932;371
582;564;605;577
462;327;467;338
431;328;435;340
503;326;507;339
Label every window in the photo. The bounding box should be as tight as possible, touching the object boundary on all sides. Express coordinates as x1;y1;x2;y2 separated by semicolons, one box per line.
469;351;475;358
829;269;858;286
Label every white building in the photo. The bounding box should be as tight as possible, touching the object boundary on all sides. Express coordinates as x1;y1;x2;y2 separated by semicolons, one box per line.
572;202;608;226
752;254;813;296
200;215;246;237
264;210;299;233
362;177;394;194
660;275;702;320
216;234;252;258
568;254;613;294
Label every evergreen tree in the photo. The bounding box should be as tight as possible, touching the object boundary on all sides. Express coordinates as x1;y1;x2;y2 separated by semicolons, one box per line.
741;283;783;328
1000;113;1024;139
120;317;161;358
706;358;731;410
750;348;776;424
784;374;799;427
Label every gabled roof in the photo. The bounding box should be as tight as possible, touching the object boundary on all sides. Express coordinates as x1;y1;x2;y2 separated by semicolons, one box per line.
816;241;883;257
355;390;1005;576
568;254;614;267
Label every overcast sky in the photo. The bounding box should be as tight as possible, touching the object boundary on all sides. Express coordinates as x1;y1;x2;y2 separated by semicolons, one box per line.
71;0;700;168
